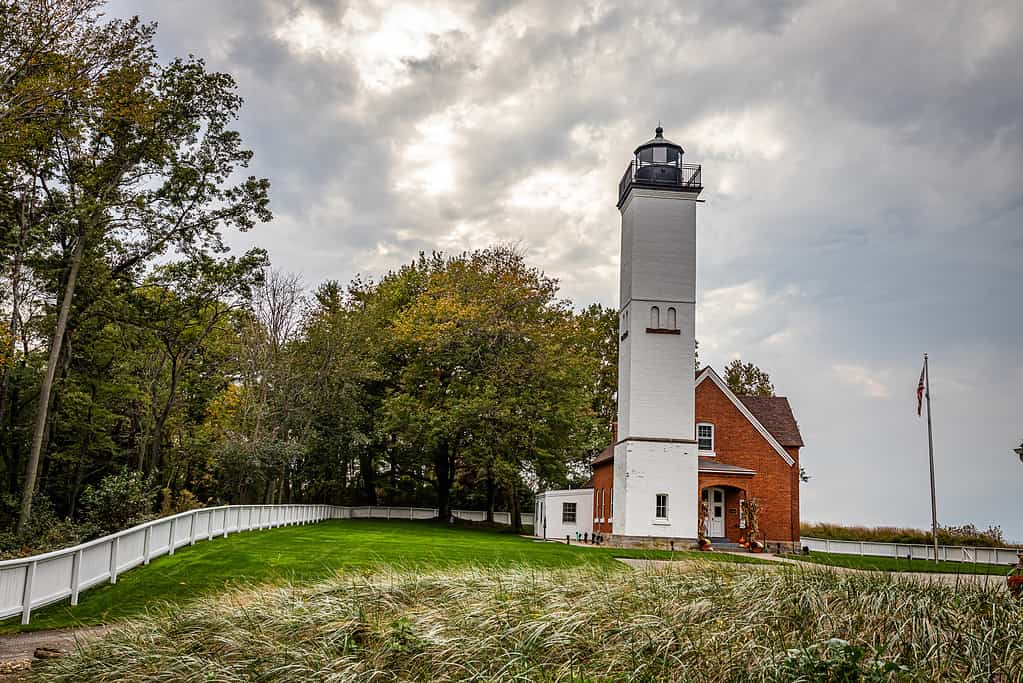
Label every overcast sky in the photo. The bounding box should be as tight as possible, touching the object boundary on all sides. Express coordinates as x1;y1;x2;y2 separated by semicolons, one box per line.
108;0;1023;541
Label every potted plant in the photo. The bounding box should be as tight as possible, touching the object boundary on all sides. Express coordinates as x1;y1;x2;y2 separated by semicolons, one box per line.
1009;553;1023;599
742;498;764;553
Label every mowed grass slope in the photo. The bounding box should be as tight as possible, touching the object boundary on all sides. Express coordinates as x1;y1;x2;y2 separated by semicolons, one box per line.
2;519;763;633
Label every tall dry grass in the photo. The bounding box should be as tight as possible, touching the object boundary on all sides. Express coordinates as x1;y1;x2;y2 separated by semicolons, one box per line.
35;563;1023;682
802;522;1019;548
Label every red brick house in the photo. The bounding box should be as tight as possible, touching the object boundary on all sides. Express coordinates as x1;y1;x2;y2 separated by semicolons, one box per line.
590;366;804;546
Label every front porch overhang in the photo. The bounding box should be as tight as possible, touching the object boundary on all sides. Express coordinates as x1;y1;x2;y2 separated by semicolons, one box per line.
697;457;755;477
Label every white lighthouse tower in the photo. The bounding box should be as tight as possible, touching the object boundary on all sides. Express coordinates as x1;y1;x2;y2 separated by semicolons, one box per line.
612;127;702;542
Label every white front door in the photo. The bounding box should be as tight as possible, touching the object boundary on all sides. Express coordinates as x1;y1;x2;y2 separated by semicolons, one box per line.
702;487;726;538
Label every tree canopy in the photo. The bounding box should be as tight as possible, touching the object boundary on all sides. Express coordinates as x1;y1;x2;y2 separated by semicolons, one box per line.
2;1;807;554
724;359;775;397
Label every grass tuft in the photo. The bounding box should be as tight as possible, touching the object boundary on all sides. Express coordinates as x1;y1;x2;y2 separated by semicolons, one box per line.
33;563;1023;682
1;520;766;633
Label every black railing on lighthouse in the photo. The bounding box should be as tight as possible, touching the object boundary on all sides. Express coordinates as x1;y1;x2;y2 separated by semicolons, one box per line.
618;161;702;206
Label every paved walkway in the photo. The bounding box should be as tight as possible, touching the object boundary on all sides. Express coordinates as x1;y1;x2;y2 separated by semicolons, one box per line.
620;552;1011;589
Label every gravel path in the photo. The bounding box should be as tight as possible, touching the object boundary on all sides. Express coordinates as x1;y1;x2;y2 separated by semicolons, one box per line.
0;625;110;678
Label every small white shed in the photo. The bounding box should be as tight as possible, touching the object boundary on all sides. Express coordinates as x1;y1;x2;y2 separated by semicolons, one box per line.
534;488;593;540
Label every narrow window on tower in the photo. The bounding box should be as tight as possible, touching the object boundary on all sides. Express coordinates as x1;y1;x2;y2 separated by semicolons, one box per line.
655;494;668;520
667;307;677;329
650;306;660;329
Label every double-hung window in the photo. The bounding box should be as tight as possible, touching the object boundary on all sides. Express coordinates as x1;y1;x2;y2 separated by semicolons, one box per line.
697;423;714;452
562;502;577;524
655;494;668;520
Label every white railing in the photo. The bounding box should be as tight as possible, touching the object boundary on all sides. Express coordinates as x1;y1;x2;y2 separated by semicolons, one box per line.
1;504;534;625
801;537;1022;566
0;504;343;625
343;506;534;527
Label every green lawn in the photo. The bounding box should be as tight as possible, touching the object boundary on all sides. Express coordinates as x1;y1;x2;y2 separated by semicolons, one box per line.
2;519;764;633
786;550;1017;576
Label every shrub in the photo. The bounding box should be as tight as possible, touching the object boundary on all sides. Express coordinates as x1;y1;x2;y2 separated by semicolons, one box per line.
0;494;81;560
159;488;204;516
79;470;157;538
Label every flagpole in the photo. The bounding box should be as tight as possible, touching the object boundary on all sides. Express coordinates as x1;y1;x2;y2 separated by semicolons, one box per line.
924;353;939;563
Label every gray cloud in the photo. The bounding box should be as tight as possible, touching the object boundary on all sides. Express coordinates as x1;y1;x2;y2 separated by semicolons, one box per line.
109;0;1023;540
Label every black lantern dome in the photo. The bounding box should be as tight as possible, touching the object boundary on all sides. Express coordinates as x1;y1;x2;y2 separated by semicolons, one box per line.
617;125;702;207
632;126;685;183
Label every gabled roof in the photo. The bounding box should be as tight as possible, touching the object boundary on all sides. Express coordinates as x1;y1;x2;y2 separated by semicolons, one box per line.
739;396;804;447
591;368;802;468
696;367;797;467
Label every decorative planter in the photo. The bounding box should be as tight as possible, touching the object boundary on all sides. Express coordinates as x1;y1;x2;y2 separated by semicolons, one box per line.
697;538;713;551
749;540;764;554
1009;575;1023;598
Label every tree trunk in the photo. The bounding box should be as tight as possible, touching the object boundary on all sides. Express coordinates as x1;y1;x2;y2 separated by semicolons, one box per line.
510;477;522;534
5;378;22;496
0;191;32;438
17;233;85;534
485;463;495;523
433;444;455;520
359;448;377;505
69;385;95;517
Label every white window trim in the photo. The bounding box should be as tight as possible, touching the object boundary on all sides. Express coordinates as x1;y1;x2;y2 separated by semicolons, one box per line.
697;422;715;456
562;502;577;525
654;493;669;522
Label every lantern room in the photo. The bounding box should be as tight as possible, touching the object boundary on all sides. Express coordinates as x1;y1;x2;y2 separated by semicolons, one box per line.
617;126;702;207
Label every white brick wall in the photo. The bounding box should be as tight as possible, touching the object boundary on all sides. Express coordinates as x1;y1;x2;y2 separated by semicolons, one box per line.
613;440;699;538
615;185;700;539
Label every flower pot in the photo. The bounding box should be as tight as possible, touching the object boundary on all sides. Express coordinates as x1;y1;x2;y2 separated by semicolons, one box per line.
1009;575;1023;598
749;540;764;553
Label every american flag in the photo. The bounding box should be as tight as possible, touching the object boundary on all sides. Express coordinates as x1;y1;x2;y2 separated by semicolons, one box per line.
917;362;926;416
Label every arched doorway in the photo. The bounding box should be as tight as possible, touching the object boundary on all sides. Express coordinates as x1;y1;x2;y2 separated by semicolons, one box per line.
699;483;750;542
702;486;726;537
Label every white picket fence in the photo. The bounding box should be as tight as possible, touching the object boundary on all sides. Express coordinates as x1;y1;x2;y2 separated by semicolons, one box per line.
801;537;1022;566
344;506;533;527
0;504;534;625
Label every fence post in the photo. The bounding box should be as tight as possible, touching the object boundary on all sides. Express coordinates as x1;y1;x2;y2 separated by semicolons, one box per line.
143;526;152;565
223;509;230;538
859;541;863;556
109;537;120;584
826;539;831;553
190;512;197;546
169;517;178;555
70;549;82;606
20;560;37;625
